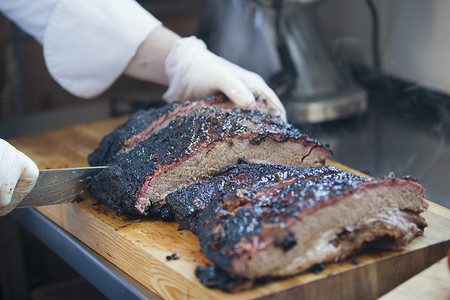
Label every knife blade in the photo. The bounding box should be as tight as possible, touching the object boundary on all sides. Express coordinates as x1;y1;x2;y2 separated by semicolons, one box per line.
17;166;107;208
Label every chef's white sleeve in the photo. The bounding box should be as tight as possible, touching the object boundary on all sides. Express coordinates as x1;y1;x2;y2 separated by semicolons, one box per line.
1;0;162;99
0;0;57;43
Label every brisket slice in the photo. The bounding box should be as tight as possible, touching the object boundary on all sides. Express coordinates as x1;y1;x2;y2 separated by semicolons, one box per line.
87;101;332;217
88;95;277;166
165;164;428;291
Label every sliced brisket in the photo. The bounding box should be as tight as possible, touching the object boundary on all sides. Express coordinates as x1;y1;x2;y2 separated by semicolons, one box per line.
87;97;332;217
88;95;279;166
165;164;428;290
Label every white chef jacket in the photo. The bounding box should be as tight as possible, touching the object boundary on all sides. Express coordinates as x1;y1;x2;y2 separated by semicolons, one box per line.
0;0;162;98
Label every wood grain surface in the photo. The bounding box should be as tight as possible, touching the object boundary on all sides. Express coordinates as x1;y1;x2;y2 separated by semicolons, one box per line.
9;116;450;300
379;256;450;300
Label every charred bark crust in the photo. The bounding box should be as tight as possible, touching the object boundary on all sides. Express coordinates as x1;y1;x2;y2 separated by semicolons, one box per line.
88;96;223;166
167;164;371;268
166;164;427;291
87;98;331;217
88;95;292;166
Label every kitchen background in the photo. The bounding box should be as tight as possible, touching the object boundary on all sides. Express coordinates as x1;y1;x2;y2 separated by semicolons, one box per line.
0;0;449;299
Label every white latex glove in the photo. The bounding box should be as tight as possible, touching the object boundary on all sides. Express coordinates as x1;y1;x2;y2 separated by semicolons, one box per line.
163;36;287;120
0;139;39;216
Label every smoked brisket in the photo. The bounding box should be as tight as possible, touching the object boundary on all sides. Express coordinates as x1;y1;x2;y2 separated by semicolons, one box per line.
88;95;279;166
87;96;332;217
165;164;428;291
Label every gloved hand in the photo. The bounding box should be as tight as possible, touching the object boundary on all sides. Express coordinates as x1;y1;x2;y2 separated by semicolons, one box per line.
0;139;39;216
163;36;287;120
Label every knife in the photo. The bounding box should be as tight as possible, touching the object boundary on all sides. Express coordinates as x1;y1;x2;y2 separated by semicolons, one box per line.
17;166;107;208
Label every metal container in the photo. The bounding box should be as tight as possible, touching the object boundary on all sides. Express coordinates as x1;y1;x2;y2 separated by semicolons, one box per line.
199;0;367;123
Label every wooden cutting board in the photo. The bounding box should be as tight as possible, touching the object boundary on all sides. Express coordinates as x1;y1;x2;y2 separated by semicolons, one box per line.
9;116;450;300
